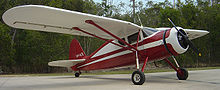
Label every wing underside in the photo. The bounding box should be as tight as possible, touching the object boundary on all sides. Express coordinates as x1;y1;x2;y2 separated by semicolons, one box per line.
2;5;141;39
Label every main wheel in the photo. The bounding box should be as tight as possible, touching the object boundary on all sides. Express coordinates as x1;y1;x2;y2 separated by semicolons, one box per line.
177;68;188;80
131;70;145;85
75;72;80;77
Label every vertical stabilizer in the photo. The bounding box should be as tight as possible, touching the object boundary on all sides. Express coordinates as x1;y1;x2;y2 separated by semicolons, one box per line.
69;39;86;59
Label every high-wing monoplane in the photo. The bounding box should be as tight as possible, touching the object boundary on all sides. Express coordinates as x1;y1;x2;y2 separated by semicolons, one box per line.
2;5;209;85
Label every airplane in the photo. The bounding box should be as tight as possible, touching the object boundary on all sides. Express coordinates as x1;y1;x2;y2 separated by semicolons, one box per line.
2;5;209;85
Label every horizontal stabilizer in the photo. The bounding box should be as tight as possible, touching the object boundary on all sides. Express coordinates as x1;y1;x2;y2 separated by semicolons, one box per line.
48;59;85;67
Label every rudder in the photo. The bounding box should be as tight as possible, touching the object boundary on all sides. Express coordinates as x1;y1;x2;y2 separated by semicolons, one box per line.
69;39;86;59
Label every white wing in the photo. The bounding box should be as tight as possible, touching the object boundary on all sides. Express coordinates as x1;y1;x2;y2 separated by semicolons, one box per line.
2;5;141;39
184;29;209;40
155;27;209;40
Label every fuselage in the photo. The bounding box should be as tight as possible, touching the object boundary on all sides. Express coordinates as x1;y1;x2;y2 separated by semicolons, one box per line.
72;27;189;71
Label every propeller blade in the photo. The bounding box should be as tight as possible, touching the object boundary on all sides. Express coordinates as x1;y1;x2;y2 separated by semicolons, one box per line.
168;18;188;37
167;18;201;56
186;38;202;56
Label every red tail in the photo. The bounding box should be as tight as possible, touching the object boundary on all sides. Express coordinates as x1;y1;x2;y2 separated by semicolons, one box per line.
69;39;86;59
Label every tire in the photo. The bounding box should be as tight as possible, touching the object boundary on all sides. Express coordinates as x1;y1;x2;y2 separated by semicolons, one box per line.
131;70;145;85
177;68;188;80
75;72;80;77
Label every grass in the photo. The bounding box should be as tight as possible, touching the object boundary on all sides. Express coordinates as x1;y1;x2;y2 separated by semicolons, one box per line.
1;67;220;77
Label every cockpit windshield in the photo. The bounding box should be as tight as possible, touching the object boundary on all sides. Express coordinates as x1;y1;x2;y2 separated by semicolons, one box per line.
142;27;158;37
117;27;158;45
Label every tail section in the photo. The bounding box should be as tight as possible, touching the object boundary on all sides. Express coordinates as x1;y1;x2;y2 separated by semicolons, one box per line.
69;39;86;59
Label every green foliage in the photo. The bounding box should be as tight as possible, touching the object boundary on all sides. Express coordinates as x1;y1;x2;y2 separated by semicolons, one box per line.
48;0;63;8
0;23;15;72
13;30;73;73
160;7;181;27
63;0;84;12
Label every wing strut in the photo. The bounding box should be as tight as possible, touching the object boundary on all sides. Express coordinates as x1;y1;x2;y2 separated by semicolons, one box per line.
85;20;142;70
75;20;142;71
72;27;135;52
141;57;148;72
85;20;138;51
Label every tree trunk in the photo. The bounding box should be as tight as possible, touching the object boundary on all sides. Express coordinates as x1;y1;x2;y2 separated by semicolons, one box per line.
11;28;17;45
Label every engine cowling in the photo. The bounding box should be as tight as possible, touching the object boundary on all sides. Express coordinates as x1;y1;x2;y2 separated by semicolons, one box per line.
163;27;189;55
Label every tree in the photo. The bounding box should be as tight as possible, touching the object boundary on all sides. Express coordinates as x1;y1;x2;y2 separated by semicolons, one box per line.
0;22;15;73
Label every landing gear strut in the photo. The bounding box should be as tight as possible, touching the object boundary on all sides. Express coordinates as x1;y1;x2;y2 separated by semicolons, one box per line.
131;30;147;85
164;57;188;80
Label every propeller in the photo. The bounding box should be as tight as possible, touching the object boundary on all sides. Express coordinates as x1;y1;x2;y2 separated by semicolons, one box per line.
168;18;202;56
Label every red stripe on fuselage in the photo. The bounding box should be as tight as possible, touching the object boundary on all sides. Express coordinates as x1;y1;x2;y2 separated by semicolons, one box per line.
79;44;176;71
71;30;175;71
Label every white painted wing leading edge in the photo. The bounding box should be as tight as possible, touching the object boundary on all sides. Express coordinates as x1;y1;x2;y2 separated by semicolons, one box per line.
2;5;141;39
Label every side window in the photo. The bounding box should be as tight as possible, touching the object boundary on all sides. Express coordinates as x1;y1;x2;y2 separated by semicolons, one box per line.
142;30;148;38
118;38;125;45
128;32;141;44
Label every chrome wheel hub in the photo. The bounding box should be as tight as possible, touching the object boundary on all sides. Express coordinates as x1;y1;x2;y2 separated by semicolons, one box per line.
133;74;141;82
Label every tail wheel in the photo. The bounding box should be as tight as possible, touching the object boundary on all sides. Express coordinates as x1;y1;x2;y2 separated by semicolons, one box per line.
132;70;145;85
75;72;80;77
177;68;188;80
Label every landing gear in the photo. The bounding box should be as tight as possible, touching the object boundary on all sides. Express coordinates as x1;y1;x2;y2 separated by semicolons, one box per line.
177;68;188;80
164;57;188;80
132;70;145;85
131;56;148;85
75;72;80;77
75;71;81;77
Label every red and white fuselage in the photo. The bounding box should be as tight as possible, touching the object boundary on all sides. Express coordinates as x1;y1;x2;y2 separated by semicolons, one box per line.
72;27;188;71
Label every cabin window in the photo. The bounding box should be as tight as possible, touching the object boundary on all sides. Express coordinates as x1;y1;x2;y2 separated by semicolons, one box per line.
128;32;141;44
142;30;148;38
143;27;157;36
118;38;125;45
